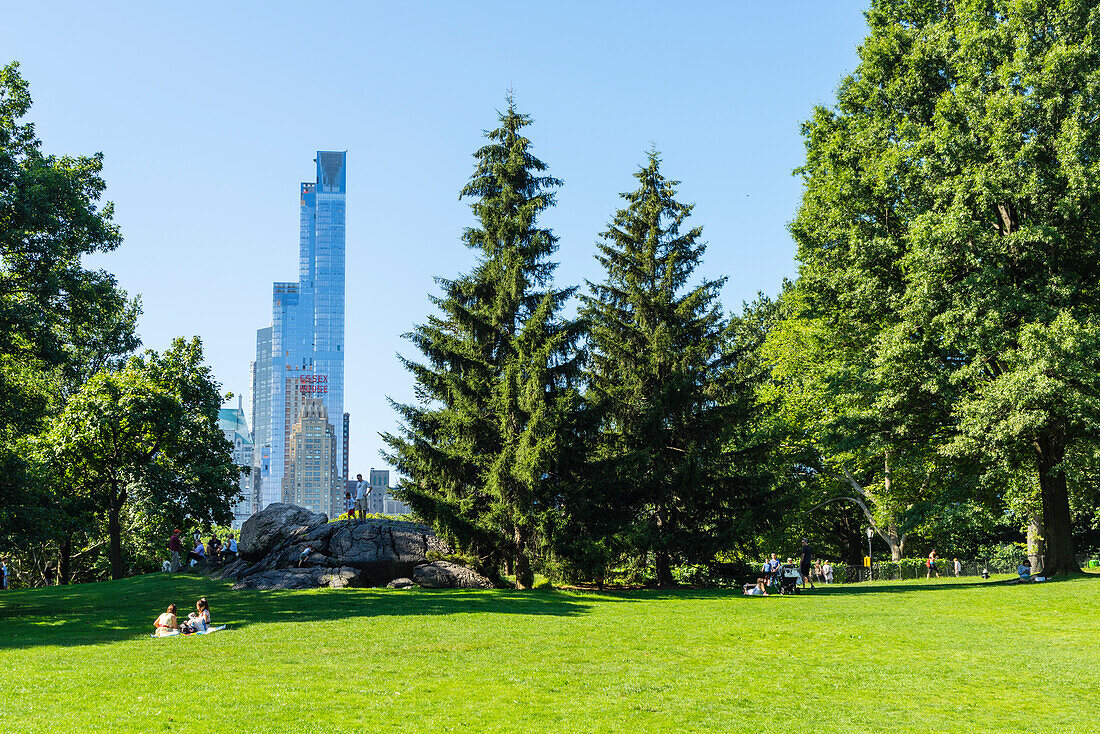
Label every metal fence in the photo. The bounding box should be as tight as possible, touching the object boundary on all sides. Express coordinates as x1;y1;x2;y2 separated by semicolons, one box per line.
832;555;1100;583
829;559;1003;584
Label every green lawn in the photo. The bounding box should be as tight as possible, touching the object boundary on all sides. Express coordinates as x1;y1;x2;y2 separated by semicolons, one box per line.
3;573;1098;733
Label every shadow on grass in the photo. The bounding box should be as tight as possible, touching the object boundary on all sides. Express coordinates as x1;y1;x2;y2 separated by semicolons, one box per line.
6;572;1095;650
565;573;1100;602
785;573;1099;596
0;573;595;651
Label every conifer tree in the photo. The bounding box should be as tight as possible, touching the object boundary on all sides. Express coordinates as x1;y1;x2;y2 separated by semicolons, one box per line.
384;98;582;588
581;151;745;588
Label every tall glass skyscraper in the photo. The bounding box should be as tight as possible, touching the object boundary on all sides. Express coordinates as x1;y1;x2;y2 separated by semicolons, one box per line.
252;151;346;513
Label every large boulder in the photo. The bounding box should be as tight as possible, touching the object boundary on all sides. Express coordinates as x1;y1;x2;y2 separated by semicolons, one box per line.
233;565;359;591
239;503;328;562
413;561;494;589
226;504;468;590
320;519;449;585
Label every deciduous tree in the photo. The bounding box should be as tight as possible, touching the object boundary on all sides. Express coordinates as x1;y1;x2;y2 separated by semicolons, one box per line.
49;338;239;580
791;0;1100;573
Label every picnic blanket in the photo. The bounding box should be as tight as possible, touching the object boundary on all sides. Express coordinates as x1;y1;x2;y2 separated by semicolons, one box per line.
151;625;226;638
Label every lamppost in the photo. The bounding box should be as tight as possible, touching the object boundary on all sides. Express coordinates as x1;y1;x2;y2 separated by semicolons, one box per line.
866;527;874;582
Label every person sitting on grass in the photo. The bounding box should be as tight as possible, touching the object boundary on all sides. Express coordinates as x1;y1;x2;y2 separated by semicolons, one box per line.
154;604;178;636
1016;560;1032;583
743;578;769;596
182;597;211;633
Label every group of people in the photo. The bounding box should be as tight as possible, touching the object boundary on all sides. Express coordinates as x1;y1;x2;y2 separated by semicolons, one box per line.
344;473;369;520
747;539;831;596
167;529;237;572
153;597;212;636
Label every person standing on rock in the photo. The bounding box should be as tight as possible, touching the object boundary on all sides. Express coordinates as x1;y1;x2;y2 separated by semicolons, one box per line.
354;473;368;522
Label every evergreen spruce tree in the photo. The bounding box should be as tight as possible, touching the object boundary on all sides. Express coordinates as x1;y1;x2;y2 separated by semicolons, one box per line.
581;151;744;588
383;97;582;588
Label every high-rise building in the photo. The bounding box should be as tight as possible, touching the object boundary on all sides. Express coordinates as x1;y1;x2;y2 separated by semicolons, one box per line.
342;412;350;482
251;151;347;514
282;398;339;514
250;326;273;514
218;398;254;528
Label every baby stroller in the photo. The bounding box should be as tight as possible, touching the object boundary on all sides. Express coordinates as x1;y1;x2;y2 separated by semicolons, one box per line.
778;564;801;595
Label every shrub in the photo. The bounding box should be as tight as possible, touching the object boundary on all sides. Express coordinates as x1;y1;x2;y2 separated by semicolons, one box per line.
330;512;417;523
976;543;1028;573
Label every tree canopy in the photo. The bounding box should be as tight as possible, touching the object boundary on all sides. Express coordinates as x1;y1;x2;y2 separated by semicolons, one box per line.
789;0;1100;573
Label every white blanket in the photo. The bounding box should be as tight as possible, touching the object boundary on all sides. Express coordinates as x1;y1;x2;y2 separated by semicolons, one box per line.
150;625;226;638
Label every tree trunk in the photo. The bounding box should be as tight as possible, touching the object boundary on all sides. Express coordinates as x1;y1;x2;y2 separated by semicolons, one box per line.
59;533;72;585
1027;512;1045;575
883;454;902;560
1034;436;1079;575
513;527;533;589
884;521;902;563
654;502;673;588
108;494;125;581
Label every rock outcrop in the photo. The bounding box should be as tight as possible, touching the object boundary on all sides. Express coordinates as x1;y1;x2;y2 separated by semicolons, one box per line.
234;566;360;590
238;503;328;562
226;502;457;590
413;560;494;589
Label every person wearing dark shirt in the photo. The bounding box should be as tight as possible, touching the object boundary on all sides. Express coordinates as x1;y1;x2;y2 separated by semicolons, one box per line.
168;530;183;572
799;538;815;590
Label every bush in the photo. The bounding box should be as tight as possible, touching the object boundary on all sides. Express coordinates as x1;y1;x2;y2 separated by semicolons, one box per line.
330;512;417;523
976;543;1028;573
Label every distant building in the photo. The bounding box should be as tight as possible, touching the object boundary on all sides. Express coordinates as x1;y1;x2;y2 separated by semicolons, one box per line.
250;326;273;516
252;152;346;511
342;412;350;482
282;398;339;516
343;469;409;515
218;399;254;528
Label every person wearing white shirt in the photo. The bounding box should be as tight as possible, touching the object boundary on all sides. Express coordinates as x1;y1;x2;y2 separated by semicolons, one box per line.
354;473;368;521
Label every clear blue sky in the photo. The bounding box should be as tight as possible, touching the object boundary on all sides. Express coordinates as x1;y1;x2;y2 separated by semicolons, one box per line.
3;2;870;476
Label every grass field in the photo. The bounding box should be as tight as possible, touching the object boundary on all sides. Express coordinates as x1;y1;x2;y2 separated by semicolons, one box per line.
3;573;1098;733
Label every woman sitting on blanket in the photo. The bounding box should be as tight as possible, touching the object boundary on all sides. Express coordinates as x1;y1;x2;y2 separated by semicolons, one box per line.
154;604;178;636
182;597;211;633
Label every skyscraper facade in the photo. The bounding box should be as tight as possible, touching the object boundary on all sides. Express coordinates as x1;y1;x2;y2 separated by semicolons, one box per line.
250;326;273;514
342;412;350;482
283;398;339;514
251;151;347;515
218;399;254;528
